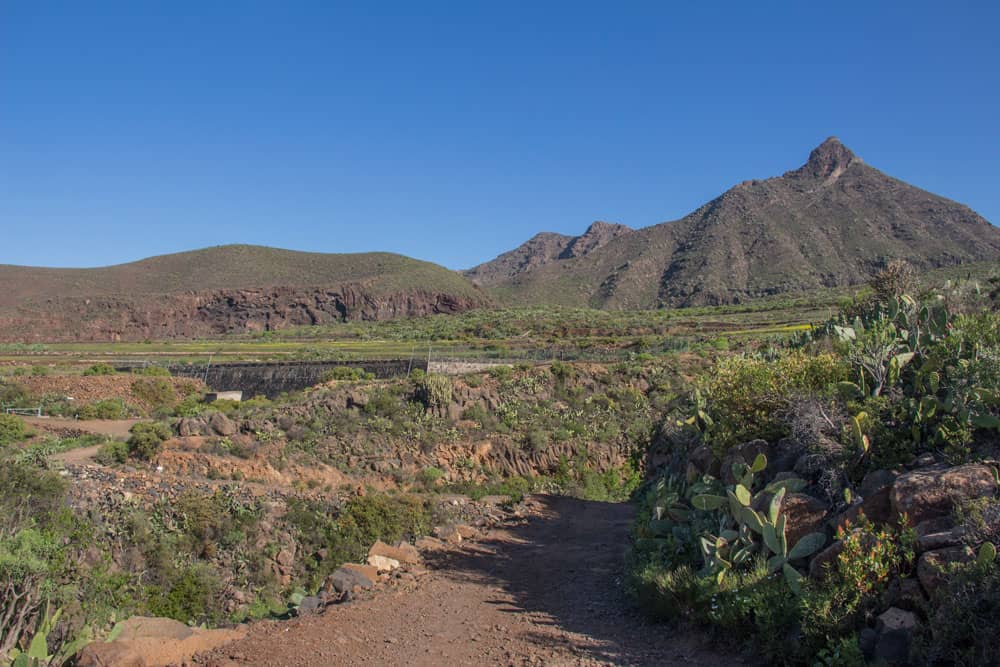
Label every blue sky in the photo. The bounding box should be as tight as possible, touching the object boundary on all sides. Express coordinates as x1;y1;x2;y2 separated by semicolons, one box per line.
2;1;998;270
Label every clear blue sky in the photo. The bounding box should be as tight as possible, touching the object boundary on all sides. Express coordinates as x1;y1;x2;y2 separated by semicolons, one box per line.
2;1;998;270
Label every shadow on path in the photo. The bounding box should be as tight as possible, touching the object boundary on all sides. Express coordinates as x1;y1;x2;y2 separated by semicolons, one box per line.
424;494;736;666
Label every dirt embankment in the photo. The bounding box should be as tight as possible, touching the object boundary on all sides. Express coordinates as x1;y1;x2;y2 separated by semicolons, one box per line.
196;495;736;667
0;285;486;342
13;375;205;412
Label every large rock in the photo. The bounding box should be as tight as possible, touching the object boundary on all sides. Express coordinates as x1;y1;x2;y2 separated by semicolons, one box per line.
367;554;401;573
177;417;209;437
326;565;375;594
77;643;147;667
687;444;719;479
76;617;246;667
769;437;806;476
808;539;844;579
917;545;975;597
915;516;966;553
433;525;464;543
721;439;770;485
833;469;899;531
209;412;237;436
368;540;421;565
890;464;997;525
780;493;830;547
874;607;919;663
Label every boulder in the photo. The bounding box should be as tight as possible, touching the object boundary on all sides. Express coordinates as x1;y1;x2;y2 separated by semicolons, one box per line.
917;545;974;597
780;493;830;547
340;562;378;581
455;524;478;539
890;464;998;525
433;525;463;543
297;595;322;614
76;617;246;667
77;643;148;667
915;517;966;554
687;445;718;478
177;417;209;437
769;438;806;476
275;548;295;568
415;536;444;550
326;565;375;594
808;539;844;579
369;540;421;565
874;607;919;663
793;452;829;479
884;577;926;612
721;439;771;485
209;412;237;436
833;471;898;532
858;627;878;660
858;469;897;524
367;554;401;573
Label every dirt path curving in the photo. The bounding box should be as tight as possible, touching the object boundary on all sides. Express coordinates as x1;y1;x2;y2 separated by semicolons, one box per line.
198;495;740;666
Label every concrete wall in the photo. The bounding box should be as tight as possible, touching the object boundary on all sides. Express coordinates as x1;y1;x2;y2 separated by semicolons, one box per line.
167;359;426;399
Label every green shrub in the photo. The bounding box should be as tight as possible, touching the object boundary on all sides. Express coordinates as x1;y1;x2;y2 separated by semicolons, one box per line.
133;365;172;376
95;440;129;465
915;559;1000;666
322;366;374;382
488;365;513;381
144;564;224;624
75;398;130;420
0;413;27;445
30;365;50;377
523;429;549;454
0;382;30;407
83;363;117;376
285;493;433;588
127;422;171;460
799;517;915;654
699;351;848;453
417;466;445;488
131;378;176;410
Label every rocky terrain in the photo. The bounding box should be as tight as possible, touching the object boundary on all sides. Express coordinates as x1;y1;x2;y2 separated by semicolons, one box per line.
471;138;1000;307
0;246;490;342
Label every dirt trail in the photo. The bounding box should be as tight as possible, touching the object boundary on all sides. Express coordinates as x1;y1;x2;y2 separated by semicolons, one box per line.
21;416;141;439
198;496;739;667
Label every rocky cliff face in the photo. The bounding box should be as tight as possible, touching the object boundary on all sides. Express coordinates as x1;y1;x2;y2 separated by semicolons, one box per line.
465;221;633;287
0;285;485;342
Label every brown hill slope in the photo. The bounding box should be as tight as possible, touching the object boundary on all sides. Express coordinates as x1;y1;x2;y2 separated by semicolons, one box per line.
471;138;1000;307
0;245;490;341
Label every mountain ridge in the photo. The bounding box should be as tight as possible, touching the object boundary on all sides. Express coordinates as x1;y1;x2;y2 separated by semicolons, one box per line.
0;245;491;341
470;137;1000;308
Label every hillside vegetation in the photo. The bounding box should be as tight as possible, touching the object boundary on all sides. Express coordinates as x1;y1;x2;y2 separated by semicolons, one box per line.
0;245;484;306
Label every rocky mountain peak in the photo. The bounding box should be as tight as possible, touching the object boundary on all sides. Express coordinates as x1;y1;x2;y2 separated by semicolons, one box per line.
796;136;857;180
559;221;633;260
